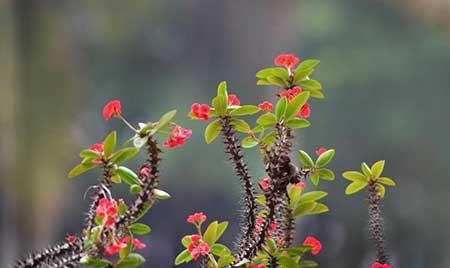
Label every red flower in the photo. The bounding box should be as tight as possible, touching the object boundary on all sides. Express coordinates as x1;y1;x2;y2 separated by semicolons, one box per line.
89;143;104;164
258;101;273;112
139;166;151;179
279;87;302;101
228;94;240;106
187;212;207;225
189;241;210;260
102;100;122;120
249;265;267;268
315;147;327;157
303;236;322;255
104;243;123;256
253;217;265;235
294;182;305;189
162;126;192;148
131;238;146;250
297;103;311;118
372;262;392;268
274;54;300;69
268;223;277;236
259;177;271;191
96;198;118;227
66;235;77;244
191;103;211;121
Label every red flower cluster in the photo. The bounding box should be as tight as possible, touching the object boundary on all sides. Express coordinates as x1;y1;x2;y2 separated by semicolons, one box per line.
102;100;122;121
274;54;300;70
96;198;118;227
89;143;104;164
188;235;210;260
315;147;327;156
303;236;322;255
258;101;273;112
227;94;240;106
299;103;311;118
162;126;192;148
104;236;146;256
372;262;392;268
253;218;276;237
249;265;267;268
259;177;271;191
187;212;207;225
279;87;311;118
191;103;211;121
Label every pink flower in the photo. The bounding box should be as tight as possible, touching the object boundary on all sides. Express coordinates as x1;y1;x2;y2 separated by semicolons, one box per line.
132;238;146;249
102;100;122;120
163;126;192;148
258;101;273;112
89;143;104;164
191;103;211;121
189;241;210;261
315;147;327;157
268;223;277;236
297;103;311;118
96;198;118;227
104;243;123;256
303;236;322;255
187;212;207;225
372;262;392;268
249;265;267;268
259;177;271;191
139;166;151;179
227;94;240;106
279;87;302;101
66;235;77;244
294;182;305;189
274;54;300;69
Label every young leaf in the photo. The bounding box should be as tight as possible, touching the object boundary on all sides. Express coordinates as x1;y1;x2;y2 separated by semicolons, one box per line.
103;131;117;157
79;149;100;158
298;59;320;70
133;135;148;148
153;110;177;133
68;162;97;178
205;120;222;144
256;79;271;86
129;184;142;195
217;81;228;98
318;168;335;181
298;191;328;204
272;67;289;80
361;162;373;178
376;183;386;198
371;160;385;178
310;172;320;186
218;253;235;267
116;166;141;186
110;147;139;164
315;149;335;167
256;113;277;127
267;75;288;88
285;118;310;129
230;118;251;133
299;260;319;267
153;189;171;200
278;256;298;268
129;223;151;235
284;91;310;119
377;177;396;186
242;136;259;148
203;221;218;246
174;249;192;265
307;89;325;99
211;243;231;256
215;221;229;242
212;96;227;116
308;203;329;215
256;68;274;79
80;257;112;268
292;202;316;217
230;105;260;116
299;79;322;91
294;68;314;83
342;171;367;182
275;97;288;120
116;253;145;268
298;150;314;168
345;181;368;195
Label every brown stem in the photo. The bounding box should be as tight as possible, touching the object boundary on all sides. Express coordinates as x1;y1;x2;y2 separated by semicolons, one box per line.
368;182;389;264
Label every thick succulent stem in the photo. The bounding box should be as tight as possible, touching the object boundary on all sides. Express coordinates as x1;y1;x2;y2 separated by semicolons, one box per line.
43;251;86;268
219;116;258;261
368;183;389;264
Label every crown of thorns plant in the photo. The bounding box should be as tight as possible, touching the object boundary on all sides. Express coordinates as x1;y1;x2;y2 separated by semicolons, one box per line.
14;53;397;268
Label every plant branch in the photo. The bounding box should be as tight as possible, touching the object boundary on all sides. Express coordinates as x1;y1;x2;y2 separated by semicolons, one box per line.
368;182;389;264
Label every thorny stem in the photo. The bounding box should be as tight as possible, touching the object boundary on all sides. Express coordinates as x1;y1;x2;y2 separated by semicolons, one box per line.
219;115;258;262
368;182;389;264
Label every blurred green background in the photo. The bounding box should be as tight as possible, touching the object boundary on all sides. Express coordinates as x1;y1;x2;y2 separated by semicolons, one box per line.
1;0;449;267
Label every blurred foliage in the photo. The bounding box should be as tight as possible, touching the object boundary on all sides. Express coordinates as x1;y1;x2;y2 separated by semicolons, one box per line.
1;0;450;267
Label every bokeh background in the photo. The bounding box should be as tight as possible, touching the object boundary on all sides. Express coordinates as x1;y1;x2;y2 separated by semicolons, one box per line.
1;0;449;267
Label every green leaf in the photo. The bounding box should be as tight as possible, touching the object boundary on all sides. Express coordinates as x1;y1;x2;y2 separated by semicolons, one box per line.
242;136;259;148
212;96;227;116
79;149;100;158
103;131;117;157
129;184;142;195
80;257;112;268
110;147;139;164
294;68;314;83
218;253;235;267
205;120;222;144
174;249;192;265
298;150;314;168
272;67;289;80
116;253;145;268
361;162;373;178
318;168;335;181
299;260;319;267
256;68;275;79
153;189;171;200
284;91;310;119
376;183;386;198
118;202;127;216
285;118;310;129
275;97;288;120
230;105;260;116
315;149;335;167
181;235;192;248
215;221;229;242
217;81;228;98
262;131;276;147
308;203;329;215
278;256;298;268
116;166;141;186
371;160;385;178
230;118;250;133
256;113;277;127
298;59;320;70
256;79;271;86
119;239;132;261
342;171;367;182
153;110;177;133
298;191;328;204
307;89;325;99
377;177;396;186
310;172;320;186
345;181;368;195
133;135;148;148
68;162;97;178
129;223;151;235
111;175;121;183
292;202;316;217
299;79;322;91
212;243;231;256
267;75;288;88
203;221;218;246
288;186;302;208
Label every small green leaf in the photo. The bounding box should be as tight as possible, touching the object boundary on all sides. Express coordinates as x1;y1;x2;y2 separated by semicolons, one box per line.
285;91;310;119
230;118;250;133
230;105;260;116
204;221;218;246
342;171;367;182
308;203;329;215
116;166;141;185
175;249;192;265
181;235;192;248
298;191;328;204
129;184;142;195
299;260;319;267
242;136;259;148
217;81;228;98
256;79;271;86
212;243;231;256
371;160;385;178
205;120;222;144
118;202;127;216
377;177;396;186
133;135;148;148
103;131;117;157
153;189;171;200
316;149;335;167
212;96;227;116
261;131;276;148
215;221;229;242
218;253;235;267
292;202;316;217
285;118;310;129
80;257;112;268
68;162;97;178
153;110;177;133
376;183;386;198
111;175;121;183
267;75;288;88
110;147;139;164
299;79;322;91
298;59;320;70
256;68;275;79
294;68;314;83
116;253;145;268
278;255;298;268
307;89;325;99
79;149;100;158
275;97;288;120
129;223;151;235
361;162;373;178
298;150;314;168
256;113;277;127
310;172;320;186
318;168;335;181
272;67;289;80
345;181;368;195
